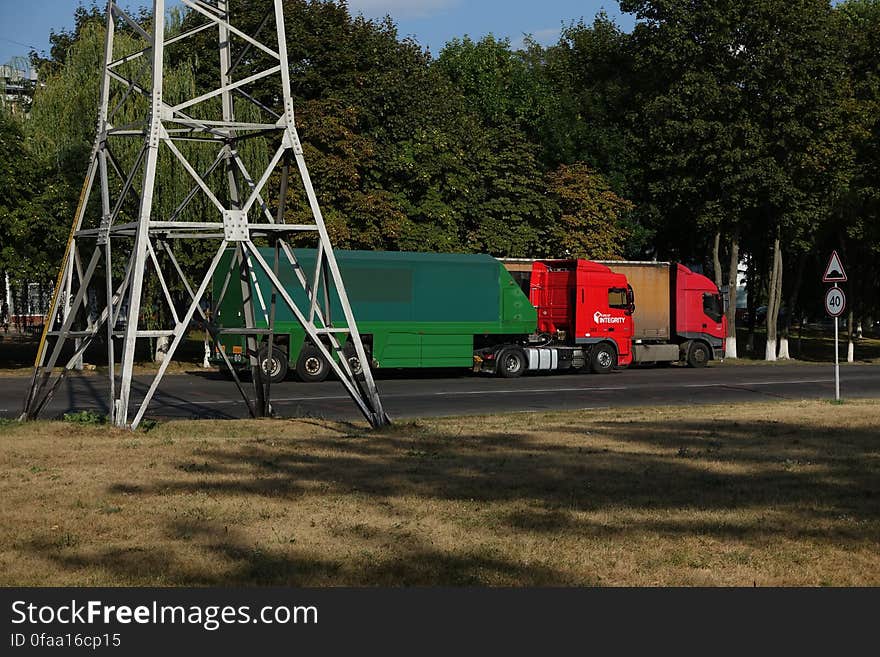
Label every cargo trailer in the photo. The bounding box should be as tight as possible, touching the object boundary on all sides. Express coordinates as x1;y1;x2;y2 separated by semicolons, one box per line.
211;249;634;381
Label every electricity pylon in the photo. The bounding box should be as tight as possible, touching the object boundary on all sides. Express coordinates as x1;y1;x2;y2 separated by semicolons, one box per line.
22;0;389;429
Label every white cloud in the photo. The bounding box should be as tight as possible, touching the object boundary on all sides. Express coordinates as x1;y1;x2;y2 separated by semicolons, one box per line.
346;0;462;19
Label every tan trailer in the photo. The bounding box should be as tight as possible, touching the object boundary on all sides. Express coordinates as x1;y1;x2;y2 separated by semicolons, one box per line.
596;262;680;363
596;262;671;341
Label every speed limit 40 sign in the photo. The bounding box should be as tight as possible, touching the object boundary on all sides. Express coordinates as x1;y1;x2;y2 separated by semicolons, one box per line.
825;287;846;318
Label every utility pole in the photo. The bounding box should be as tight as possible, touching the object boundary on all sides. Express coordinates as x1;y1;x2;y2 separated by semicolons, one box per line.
21;0;389;429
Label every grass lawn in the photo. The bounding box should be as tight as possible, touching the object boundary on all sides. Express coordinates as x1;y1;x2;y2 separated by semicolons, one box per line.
1;399;878;587
731;326;880;364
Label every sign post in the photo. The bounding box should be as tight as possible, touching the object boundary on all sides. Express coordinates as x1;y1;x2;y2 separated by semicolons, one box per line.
823;251;848;402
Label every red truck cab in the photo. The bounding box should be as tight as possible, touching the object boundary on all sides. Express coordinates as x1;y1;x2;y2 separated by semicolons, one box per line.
674;264;726;362
529;260;634;368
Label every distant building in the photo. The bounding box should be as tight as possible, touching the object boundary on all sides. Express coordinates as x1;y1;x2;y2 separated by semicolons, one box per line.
1;59;38;115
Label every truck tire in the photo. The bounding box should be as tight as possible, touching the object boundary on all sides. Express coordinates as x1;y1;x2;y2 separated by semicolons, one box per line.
590;343;617;374
687;342;711;368
343;344;371;378
296;345;330;383
497;347;527;378
258;345;289;384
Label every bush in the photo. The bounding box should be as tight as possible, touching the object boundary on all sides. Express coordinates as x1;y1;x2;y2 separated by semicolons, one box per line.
62;410;106;425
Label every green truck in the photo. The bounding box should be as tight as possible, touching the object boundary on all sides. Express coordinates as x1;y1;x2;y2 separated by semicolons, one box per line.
211;248;538;382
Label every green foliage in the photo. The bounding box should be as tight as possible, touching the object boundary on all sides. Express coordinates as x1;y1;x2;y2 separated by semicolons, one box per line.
3;0;878;331
139;419;159;432
545;164;633;259
63;410;106;426
0;110;63;285
436;35;546;128
621;0;856;282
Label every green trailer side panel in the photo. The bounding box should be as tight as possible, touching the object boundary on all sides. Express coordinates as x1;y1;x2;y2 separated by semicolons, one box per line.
214;250;244;325
421;333;474;367
212;249;538;370
375;332;421;367
266;250;504;324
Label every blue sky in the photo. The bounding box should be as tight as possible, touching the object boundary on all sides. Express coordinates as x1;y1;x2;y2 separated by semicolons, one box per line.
0;0;635;68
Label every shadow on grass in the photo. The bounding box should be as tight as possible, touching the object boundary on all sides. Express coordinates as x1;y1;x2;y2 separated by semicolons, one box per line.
24;415;880;585
30;513;569;586
117;421;879;515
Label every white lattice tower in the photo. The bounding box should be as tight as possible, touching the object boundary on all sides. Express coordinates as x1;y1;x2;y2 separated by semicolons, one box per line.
22;0;389;429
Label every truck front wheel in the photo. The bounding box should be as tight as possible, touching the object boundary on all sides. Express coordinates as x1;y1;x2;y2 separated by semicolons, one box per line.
497;348;527;378
296;345;330;383
687;342;711;368
590;343;617;374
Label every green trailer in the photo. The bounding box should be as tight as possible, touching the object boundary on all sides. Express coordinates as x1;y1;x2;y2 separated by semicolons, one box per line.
210;249;537;382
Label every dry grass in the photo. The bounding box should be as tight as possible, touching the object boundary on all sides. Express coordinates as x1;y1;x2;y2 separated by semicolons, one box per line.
1;399;878;587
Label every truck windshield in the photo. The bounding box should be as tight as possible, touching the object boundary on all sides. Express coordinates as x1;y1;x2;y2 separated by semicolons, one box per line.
703;293;723;323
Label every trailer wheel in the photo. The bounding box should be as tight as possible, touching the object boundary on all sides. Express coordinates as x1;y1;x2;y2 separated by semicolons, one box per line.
497;348;527;378
687;342;711;368
343;344;371;378
590;343;617;374
296;345;330;383
258;345;289;384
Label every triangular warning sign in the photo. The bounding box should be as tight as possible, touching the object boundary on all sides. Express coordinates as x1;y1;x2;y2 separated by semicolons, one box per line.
823;250;847;283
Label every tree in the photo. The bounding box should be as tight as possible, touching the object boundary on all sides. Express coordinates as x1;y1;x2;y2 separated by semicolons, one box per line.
833;0;880;351
545;164;633;259
436;35;547;129
621;0;762;358
621;0;855;360
736;0;853;360
541;15;638;185
0;111;44;285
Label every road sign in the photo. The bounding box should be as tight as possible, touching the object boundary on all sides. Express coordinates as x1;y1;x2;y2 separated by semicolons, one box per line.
825;287;846;317
823;250;847;283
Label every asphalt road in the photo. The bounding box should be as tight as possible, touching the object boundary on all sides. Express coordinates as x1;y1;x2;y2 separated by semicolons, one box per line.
1;363;878;423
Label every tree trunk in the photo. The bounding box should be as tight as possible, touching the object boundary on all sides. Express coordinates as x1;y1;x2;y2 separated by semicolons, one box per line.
713;229;723;290
778;251;805;361
155;335;171;363
725;230;740;359
2;271;11;332
746;253;757;355
847;310;854;363
765;237;783;361
777;334;790;360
